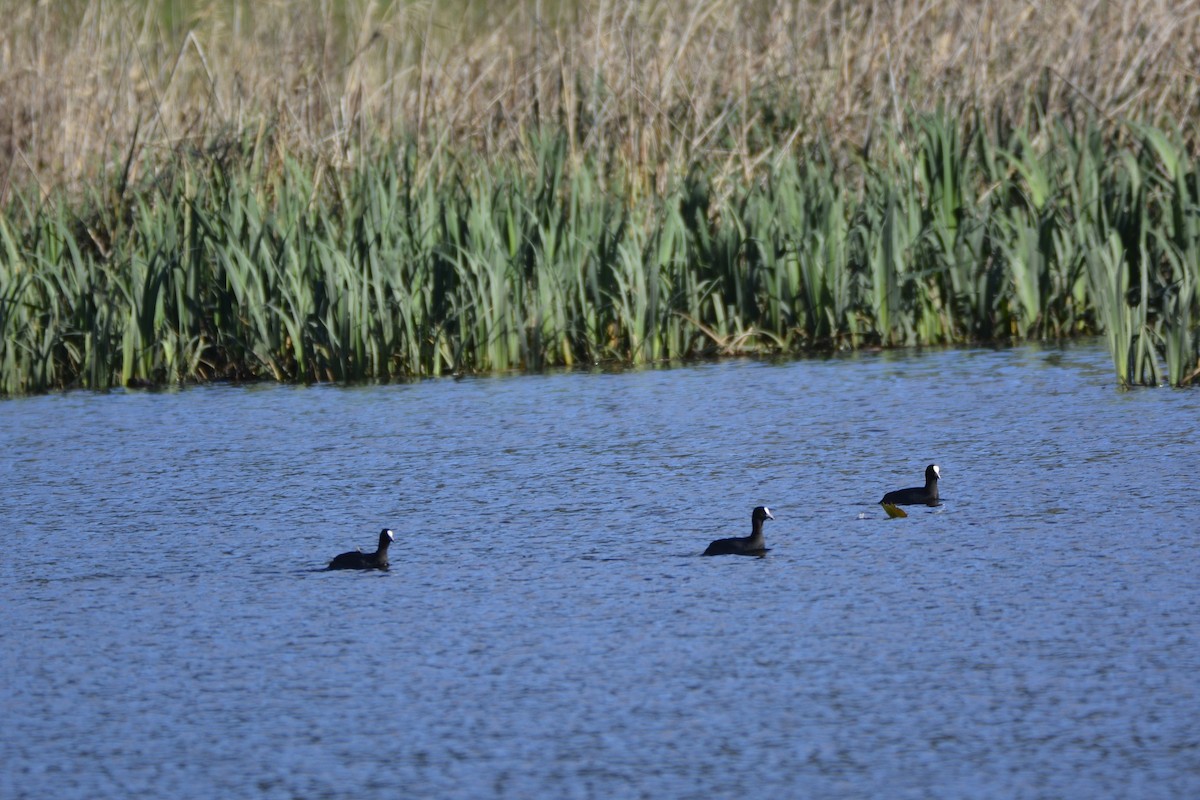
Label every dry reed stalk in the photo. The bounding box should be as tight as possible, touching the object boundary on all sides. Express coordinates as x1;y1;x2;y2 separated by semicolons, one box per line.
1;0;1198;203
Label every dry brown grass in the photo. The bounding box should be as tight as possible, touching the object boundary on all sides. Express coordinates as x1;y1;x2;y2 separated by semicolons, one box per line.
2;0;1198;202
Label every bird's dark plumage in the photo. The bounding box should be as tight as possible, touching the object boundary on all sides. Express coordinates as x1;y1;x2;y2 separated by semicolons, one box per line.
328;528;394;570
703;506;774;556
880;464;941;506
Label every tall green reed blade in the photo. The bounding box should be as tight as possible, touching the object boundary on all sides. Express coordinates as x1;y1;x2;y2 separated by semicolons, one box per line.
918;111;967;257
1001;129;1053;214
1136;123;1200;385
609;225;651;362
116;244;171;386
0;213;34;394
998;213;1046;339
1130;244;1161;386
1085;231;1133;386
873;187;917;346
1156;240;1196;386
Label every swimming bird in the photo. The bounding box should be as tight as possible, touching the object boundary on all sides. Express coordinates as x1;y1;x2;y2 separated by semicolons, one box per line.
880;464;941;506
703;506;774;556
327;528;394;570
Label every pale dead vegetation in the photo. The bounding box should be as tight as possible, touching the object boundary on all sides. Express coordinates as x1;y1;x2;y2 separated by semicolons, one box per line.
2;0;1197;201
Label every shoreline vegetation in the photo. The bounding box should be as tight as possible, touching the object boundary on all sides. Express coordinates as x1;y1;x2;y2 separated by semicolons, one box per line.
2;1;1198;395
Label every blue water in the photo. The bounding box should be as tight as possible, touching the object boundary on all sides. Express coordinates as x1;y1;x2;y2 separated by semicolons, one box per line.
2;342;1198;799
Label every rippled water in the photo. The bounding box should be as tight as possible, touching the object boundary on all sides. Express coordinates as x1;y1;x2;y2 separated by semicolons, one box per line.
2;342;1198;799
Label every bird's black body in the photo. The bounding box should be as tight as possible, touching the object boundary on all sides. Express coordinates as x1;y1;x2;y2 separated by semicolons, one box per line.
328;528;394;570
703;506;774;556
881;464;941;506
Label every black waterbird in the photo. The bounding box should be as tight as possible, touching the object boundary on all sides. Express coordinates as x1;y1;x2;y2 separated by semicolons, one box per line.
703;506;775;556
327;528;394;570
880;464;941;506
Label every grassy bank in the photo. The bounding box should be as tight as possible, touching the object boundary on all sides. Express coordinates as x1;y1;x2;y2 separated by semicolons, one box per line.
1;1;1198;393
2;113;1198;394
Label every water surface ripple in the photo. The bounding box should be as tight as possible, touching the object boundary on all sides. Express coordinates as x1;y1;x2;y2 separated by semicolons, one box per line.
2;343;1198;799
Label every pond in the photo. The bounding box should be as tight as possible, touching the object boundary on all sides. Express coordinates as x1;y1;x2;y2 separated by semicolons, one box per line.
2;341;1198;799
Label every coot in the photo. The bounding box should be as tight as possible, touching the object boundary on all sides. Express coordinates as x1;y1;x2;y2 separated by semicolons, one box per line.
328;528;394;570
880;464;940;506
703;506;774;556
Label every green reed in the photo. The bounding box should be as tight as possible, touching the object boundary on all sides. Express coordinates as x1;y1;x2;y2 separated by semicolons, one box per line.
1;115;1198;396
